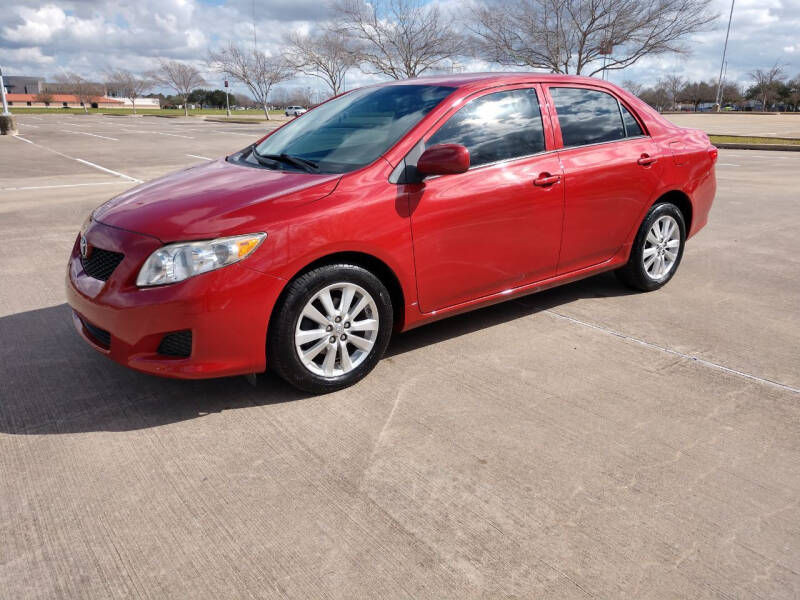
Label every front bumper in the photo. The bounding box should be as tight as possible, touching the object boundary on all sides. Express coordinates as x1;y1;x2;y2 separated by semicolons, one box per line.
66;220;286;379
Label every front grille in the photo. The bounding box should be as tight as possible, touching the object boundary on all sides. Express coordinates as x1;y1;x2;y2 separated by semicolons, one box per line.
157;330;192;357
81;248;124;281
82;318;111;348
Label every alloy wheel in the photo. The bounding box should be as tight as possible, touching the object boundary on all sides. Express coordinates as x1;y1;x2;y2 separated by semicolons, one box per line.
294;282;379;377
643;215;680;280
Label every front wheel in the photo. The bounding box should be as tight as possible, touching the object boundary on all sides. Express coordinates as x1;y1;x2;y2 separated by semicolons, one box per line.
615;202;686;292
268;264;393;394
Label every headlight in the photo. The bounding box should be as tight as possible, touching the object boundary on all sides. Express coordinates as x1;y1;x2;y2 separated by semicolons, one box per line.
136;233;266;287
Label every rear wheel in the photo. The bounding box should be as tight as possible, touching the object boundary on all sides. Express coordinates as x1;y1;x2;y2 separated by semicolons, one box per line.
268;264;393;393
616;202;686;291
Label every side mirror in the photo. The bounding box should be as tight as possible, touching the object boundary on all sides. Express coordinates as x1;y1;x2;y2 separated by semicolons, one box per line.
416;143;470;177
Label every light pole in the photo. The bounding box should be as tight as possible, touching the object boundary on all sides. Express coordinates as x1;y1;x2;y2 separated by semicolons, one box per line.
224;79;230;117
714;0;735;112
0;65;18;136
0;66;10;115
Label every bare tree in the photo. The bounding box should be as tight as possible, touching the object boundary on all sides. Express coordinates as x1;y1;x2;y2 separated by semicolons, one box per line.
639;84;669;111
209;44;291;119
53;72;104;114
750;62;785;111
33;91;53;106
467;0;717;76
678;80;715;111
662;74;684;109
621;79;643;96
284;30;360;96
105;69;153;114
151;60;207;116
332;0;460;79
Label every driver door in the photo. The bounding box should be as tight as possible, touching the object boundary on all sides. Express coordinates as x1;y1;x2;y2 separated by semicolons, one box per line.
401;85;564;313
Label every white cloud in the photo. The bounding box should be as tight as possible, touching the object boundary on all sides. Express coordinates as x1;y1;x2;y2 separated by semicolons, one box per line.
0;0;798;96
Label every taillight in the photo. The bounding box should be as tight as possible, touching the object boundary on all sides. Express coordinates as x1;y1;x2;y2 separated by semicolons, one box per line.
708;146;718;162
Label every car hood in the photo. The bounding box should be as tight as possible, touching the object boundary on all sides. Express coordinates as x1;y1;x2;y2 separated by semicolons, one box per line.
92;159;341;242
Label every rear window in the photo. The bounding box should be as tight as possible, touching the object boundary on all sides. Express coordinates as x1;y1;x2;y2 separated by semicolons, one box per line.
550;87;625;147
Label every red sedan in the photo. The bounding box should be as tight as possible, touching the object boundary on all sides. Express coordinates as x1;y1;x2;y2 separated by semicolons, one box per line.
67;73;717;393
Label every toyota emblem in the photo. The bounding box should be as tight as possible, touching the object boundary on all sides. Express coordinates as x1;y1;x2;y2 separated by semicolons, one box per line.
80;235;89;259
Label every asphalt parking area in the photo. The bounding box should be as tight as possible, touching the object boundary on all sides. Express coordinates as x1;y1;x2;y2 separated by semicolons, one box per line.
1;115;799;599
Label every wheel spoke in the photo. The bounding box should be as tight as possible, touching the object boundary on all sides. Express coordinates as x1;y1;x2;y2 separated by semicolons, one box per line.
339;284;356;316
644;254;656;270
664;220;675;240
302;337;328;361
642;247;657;258
296;329;328;345
646;230;660;245
348;334;374;353
322;343;337;376
302;304;329;326
339;340;353;371
665;249;677;261
347;296;370;321
319;289;337;319
666;239;679;248
350;319;378;332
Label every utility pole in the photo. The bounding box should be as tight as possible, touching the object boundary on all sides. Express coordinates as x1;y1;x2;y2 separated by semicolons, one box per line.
714;0;735;112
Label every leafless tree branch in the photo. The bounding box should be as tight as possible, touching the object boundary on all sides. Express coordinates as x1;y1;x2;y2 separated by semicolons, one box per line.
209;44;292;119
151;60;207;116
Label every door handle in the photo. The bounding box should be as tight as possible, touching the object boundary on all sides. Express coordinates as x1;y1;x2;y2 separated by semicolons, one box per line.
533;173;561;187
637;154;657;166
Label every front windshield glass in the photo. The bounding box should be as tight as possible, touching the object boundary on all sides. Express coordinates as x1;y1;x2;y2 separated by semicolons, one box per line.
252;84;455;174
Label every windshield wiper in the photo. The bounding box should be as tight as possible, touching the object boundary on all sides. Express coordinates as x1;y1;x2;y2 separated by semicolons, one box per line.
251;147;319;173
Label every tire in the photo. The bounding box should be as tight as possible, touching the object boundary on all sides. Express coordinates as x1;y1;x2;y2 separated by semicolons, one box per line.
268;264;393;393
615;202;686;292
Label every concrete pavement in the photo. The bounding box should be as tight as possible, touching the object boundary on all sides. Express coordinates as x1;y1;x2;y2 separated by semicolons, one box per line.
1;115;799;599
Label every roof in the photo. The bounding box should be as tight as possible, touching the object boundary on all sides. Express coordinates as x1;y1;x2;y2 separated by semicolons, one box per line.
7;93;124;104
381;72;603;88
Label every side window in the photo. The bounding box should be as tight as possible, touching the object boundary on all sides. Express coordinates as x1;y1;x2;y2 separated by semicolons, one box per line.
550;87;625;147
620;104;644;137
427;88;545;168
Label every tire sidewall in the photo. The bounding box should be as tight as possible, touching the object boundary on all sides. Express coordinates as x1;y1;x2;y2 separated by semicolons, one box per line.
269;264;393;393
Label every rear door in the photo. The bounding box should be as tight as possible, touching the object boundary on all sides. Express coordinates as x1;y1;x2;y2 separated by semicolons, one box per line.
402;85;564;313
544;85;663;274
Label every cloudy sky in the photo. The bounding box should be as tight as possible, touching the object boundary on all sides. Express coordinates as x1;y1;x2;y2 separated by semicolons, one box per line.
1;0;798;97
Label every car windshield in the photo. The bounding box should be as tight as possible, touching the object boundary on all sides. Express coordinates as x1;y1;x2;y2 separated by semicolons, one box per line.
252;84;455;174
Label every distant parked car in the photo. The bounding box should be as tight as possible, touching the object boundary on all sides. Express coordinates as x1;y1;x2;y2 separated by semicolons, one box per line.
285;106;307;117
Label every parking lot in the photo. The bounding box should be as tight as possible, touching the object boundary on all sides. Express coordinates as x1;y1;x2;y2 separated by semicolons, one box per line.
665;112;800;138
1;114;799;598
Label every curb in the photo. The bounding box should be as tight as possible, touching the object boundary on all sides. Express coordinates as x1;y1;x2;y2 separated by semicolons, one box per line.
714;143;800;152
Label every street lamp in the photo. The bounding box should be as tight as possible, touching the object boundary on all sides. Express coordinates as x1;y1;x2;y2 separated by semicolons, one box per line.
714;0;735;112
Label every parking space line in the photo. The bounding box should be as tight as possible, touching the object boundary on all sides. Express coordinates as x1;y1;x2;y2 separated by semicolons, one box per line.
19;123;39;128
541;309;800;394
214;130;256;137
186;154;213;160
717;163;740;166
61;130;119;141
13;135;142;183
1;181;130;192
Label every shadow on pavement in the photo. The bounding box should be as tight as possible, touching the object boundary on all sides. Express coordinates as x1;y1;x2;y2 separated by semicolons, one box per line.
0;272;633;435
